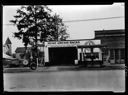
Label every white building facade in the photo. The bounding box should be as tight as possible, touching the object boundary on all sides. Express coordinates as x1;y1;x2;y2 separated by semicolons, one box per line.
38;39;104;66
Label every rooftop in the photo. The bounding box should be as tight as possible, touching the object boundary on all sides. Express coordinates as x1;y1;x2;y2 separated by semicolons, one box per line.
95;29;125;38
15;47;31;53
4;37;12;45
95;29;125;34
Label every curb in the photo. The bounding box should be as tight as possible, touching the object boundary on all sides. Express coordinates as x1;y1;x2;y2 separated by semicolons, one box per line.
3;65;125;73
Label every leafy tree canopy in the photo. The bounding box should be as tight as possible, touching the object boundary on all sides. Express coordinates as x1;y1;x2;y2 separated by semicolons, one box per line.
10;5;69;48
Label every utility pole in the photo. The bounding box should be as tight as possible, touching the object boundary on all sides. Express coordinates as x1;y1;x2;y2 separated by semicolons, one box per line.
33;5;38;68
43;39;45;66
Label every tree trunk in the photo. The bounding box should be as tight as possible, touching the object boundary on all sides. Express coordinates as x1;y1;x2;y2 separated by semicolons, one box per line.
25;45;27;59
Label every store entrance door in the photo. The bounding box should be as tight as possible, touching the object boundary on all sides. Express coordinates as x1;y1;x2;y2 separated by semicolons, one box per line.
49;47;77;66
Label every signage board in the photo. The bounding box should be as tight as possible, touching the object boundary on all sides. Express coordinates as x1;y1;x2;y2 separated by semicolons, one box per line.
45;40;101;47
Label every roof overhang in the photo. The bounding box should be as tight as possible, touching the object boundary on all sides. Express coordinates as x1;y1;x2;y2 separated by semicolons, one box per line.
77;44;106;48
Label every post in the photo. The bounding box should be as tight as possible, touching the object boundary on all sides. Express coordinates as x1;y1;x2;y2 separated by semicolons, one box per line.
43;40;45;66
118;49;121;63
113;49;115;64
108;49;110;63
99;48;102;60
34;5;38;68
35;31;38;68
37;57;38;67
90;47;94;66
81;48;84;62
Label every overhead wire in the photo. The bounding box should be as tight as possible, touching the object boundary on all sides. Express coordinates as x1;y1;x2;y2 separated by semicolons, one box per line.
63;16;124;23
3;16;124;25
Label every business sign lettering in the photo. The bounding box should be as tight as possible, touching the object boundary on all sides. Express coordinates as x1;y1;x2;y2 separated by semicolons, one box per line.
48;41;80;45
47;41;80;47
46;40;101;47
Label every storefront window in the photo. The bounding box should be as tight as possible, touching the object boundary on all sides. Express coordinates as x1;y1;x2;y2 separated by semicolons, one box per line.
103;49;108;56
110;49;114;59
121;49;125;59
115;49;119;59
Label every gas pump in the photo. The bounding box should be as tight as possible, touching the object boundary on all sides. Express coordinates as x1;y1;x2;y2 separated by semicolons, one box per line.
78;45;105;67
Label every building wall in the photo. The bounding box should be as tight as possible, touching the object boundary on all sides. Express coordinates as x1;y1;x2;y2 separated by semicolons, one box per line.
101;37;125;48
15;53;20;60
95;29;125;64
43;40;102;63
15;53;23;60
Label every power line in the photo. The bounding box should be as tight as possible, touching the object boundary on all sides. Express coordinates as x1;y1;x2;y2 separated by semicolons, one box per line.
63;16;124;23
3;16;124;25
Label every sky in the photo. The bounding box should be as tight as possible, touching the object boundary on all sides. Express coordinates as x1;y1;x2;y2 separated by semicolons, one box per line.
3;3;125;53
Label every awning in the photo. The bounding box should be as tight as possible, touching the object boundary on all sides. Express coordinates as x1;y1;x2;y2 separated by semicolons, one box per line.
77;44;106;48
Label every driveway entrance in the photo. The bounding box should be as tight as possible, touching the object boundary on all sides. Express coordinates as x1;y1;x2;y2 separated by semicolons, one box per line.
49;47;77;66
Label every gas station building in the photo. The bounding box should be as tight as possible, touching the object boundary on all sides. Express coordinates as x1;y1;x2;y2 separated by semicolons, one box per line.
37;29;125;66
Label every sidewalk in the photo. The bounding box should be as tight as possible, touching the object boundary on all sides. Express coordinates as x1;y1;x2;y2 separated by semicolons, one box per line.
3;64;125;73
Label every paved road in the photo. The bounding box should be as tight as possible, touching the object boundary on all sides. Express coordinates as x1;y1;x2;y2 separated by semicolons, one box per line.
3;64;125;73
4;70;125;92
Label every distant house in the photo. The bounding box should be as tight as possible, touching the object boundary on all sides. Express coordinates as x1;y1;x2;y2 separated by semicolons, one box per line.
15;47;31;60
3;37;12;56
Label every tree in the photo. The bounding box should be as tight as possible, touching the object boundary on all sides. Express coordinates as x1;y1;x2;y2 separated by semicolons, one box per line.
10;5;69;51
